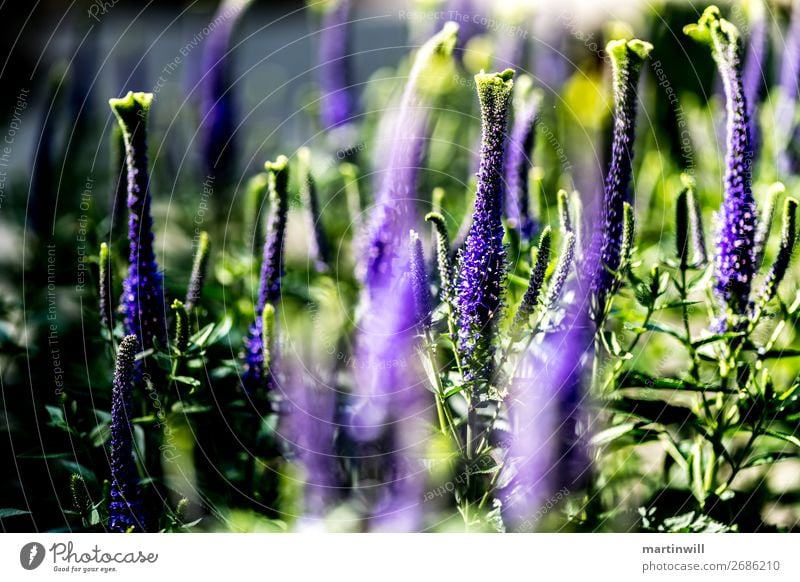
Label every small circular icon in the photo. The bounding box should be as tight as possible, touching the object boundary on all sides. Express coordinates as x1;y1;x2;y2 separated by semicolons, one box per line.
20;542;46;570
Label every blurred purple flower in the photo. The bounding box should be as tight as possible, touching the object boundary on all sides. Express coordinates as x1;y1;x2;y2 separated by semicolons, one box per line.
445;0;485;61
686;8;757;316
279;358;338;527
349;24;459;531
500;309;593;531
741;1;766;157
779;0;800;171
456;69;514;383
363;23;458;287
109;335;146;532
109;92;167;353
504;76;539;241
319;0;357;131
242;156;289;394
584;39;651;307
199;0;251;184
780;0;800;114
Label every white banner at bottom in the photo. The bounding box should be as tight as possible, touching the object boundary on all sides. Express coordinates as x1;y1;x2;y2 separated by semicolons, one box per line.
1;533;798;581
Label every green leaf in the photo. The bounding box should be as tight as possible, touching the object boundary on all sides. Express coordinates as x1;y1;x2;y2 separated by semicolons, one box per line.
172;404;212;415
657;300;703;310
205;314;233;346
89;422;111;447
45;405;73;433
590;422;641;446
607;395;698;427
0;508;31;519
171;375;201;388
607;332;627;357
692;332;744;348
617;371;709;392
189;323;216;348
689;440;706;505
763;430;800;448
641;322;685;343
742;450;798;469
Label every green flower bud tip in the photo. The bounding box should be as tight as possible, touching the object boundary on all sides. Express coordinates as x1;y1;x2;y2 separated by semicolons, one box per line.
514;225;551;332
70;473;91;515
265;155;290;208
171;299;189;354
620;202;635;267
754;182;784;266
781;197;798;249
108;91;153;127
432;187;445;214
683;6;739;51
175;497;190;524
677;189;690;268
557;189;572;233
186;231;210;312
408;21;459;87
755;197;798;307
432;21;459;58
607;38;653;63
265;154;290;180
261;303;276;371
545;231;577;310
475;68;515;95
99;242;111;331
425;211;454;303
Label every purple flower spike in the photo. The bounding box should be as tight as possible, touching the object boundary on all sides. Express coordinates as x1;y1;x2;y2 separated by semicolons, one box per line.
199;0;252;184
584;39;651;307
109;92;167;353
409;230;432;330
242;156;289;394
109;335;146;532
456;69;514;384
319;0;357;131
686;8;757;317
504;75;540;241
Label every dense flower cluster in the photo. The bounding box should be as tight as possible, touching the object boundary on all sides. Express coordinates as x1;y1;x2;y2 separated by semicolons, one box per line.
109;335;145;532
456;69;514;383
242;156;290;394
584;39;651;307
686;6;758;318
109;91;167;353
409;229;432;330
